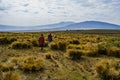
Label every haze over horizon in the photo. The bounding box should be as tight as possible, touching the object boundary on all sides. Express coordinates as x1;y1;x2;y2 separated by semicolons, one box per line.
0;0;120;26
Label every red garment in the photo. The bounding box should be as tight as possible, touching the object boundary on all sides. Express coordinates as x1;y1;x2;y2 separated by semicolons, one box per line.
39;36;45;46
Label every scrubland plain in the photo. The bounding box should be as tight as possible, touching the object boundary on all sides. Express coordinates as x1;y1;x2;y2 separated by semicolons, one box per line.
0;30;120;80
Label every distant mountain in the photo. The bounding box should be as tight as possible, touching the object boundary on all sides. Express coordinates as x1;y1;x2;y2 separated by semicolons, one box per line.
0;21;75;31
0;25;32;31
59;21;120;30
34;21;75;30
0;21;120;32
0;25;17;31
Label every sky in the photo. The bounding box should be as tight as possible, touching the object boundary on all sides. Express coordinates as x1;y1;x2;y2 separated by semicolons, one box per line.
0;0;120;26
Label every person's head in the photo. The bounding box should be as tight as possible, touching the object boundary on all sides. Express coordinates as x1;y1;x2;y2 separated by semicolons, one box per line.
41;34;43;36
49;33;51;35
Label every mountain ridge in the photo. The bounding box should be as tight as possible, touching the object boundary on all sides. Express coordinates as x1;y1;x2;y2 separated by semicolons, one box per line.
0;21;120;32
0;21;75;31
64;21;120;30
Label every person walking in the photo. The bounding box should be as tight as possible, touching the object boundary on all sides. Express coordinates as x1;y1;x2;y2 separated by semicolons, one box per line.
39;34;45;51
48;33;52;43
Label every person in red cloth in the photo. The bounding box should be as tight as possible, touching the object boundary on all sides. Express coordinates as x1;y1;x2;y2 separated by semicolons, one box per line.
39;34;45;51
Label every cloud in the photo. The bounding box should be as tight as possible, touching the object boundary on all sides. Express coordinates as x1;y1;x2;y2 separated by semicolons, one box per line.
20;10;29;13
22;3;29;7
0;0;120;26
34;12;39;14
0;7;6;11
0;1;11;11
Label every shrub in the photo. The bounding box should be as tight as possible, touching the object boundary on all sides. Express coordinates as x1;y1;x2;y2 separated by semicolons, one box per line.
95;60;109;80
0;71;3;80
67;49;83;60
9;57;18;65
69;39;80;44
10;41;32;49
57;41;66;51
28;38;39;47
49;42;58;50
83;43;99;56
113;41;120;47
3;71;21;80
83;50;98;57
107;47;120;58
44;41;48;47
0;63;2;69
0;37;17;45
0;62;15;71
18;56;44;71
67;44;83;50
98;43;107;55
67;44;75;49
45;53;53;60
96;37;101;42
95;60;120;80
49;42;67;51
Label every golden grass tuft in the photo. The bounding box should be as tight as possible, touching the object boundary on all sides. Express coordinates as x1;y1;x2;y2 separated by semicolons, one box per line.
49;42;58;50
95;60;120;80
18;56;44;71
67;49;83;60
3;71;21;80
49;41;67;51
28;38;39;47
0;62;15;72
69;39;80;44
83;43;99;56
0;37;17;45
107;47;120;58
10;41;32;49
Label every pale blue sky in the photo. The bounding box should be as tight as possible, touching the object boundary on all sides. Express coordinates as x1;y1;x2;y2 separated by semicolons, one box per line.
0;0;120;26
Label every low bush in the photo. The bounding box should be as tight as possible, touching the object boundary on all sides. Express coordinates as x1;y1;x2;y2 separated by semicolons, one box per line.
107;47;120;58
45;53;53;60
49;42;58;50
83;50;98;57
95;60;120;80
83;43;99;56
9;57;18;65
3;71;21;80
0;71;3;80
28;38;39;47
0;37;17;45
57;41;66;51
67;49;83;60
113;41;120;47
98;43;107;55
18;56;44;71
67;44;76;49
0;62;15;71
10;41;32;49
67;44;82;49
69;39;80;44
44;41;48;47
49;41;67;51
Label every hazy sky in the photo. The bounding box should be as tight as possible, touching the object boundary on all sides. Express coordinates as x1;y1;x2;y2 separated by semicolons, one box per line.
0;0;120;26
